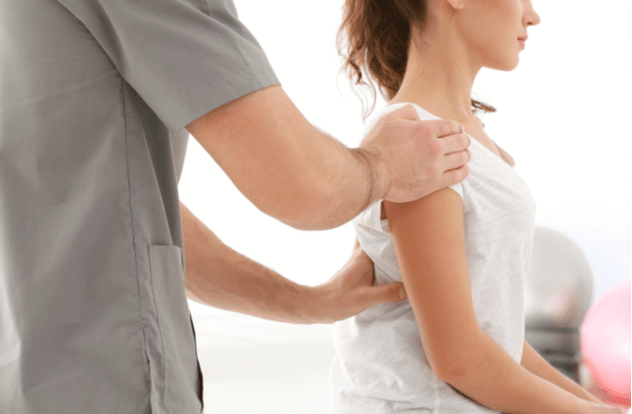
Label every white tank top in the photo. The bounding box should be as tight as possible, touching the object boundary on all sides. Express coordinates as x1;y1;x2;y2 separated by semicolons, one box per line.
330;103;537;413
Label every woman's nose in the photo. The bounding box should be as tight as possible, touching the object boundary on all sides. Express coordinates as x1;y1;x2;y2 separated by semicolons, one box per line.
524;1;541;26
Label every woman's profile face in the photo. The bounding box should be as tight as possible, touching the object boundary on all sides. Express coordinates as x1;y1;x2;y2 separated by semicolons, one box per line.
453;0;540;71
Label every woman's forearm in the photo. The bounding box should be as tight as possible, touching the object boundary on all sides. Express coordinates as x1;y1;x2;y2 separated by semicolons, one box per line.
442;331;588;414
520;341;602;404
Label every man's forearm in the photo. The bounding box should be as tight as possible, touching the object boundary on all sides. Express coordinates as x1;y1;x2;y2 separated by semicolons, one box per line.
186;86;385;231
182;202;407;324
181;202;319;323
266;131;387;231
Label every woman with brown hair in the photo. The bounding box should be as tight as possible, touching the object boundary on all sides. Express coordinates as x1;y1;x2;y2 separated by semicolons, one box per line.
330;1;625;413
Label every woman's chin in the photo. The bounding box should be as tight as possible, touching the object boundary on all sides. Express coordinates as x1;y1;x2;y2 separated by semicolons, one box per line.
487;57;520;72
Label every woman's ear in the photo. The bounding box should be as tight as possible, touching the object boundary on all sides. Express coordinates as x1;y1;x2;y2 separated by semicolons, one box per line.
444;0;465;10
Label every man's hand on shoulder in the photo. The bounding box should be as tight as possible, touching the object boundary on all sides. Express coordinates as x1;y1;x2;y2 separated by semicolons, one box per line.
360;104;471;203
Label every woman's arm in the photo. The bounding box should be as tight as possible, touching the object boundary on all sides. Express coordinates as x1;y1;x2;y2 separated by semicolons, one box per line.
181;203;406;323
521;341;602;404
383;190;618;414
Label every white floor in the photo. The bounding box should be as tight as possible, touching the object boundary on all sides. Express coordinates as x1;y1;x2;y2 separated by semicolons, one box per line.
192;310;336;414
191;307;630;413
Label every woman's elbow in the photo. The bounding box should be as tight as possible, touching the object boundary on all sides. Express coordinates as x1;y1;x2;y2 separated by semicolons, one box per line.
426;334;485;385
430;351;472;384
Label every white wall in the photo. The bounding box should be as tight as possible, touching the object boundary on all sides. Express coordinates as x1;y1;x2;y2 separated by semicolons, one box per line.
181;0;631;310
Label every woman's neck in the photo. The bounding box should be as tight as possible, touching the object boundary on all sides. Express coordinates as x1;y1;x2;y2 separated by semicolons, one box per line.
390;26;482;125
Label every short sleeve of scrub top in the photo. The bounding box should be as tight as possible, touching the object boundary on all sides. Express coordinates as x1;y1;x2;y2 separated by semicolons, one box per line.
0;0;279;413
58;0;279;132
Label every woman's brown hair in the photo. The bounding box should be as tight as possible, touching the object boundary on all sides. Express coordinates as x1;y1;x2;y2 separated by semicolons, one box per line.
337;0;496;118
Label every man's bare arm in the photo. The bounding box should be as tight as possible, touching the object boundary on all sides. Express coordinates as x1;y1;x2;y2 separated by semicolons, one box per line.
186;85;470;230
181;203;405;323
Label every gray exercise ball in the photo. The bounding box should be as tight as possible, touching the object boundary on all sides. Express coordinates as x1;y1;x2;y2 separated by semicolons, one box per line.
525;226;594;330
524;227;595;365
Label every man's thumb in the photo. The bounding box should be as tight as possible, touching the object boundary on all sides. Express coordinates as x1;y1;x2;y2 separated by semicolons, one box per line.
365;283;407;305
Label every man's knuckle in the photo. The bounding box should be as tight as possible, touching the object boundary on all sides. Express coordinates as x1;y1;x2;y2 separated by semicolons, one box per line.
438;120;456;136
430;140;443;157
430;160;442;176
445;119;461;134
417;122;433;137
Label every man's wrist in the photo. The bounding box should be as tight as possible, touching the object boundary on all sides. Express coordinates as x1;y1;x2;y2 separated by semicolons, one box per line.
350;147;390;208
286;284;323;325
292;282;344;325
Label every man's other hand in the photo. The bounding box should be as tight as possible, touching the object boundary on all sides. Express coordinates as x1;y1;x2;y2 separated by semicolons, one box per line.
307;244;406;323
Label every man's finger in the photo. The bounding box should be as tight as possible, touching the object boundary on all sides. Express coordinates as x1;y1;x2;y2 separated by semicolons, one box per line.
441;132;471;154
442;149;471;172
361;283;407;307
440;165;470;188
428;118;464;138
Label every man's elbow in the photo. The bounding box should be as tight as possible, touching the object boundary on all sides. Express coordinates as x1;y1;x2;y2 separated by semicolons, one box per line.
273;198;336;231
262;176;339;231
185;287;203;305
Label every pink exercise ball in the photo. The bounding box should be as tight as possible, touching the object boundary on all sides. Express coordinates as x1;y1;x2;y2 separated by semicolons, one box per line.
581;280;631;405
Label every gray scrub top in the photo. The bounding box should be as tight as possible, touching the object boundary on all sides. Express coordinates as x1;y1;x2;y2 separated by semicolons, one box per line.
0;0;279;412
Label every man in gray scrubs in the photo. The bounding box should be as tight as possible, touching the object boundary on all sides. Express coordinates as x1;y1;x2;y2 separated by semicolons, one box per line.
0;0;471;413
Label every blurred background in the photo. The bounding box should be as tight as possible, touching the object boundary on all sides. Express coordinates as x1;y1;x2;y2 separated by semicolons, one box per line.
178;1;632;412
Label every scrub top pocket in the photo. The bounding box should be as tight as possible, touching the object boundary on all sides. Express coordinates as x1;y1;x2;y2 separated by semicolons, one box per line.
145;245;203;414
